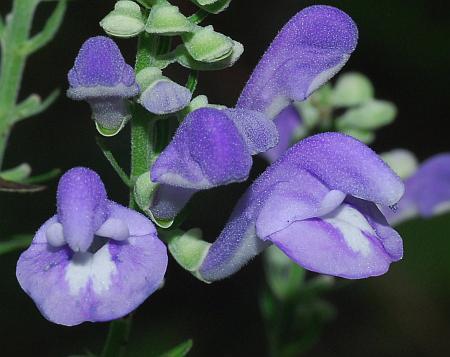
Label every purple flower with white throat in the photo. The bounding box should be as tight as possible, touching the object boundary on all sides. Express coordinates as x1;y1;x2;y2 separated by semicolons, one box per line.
67;36;139;136
16;167;167;326
381;150;450;225
148;5;357;222
193;133;404;282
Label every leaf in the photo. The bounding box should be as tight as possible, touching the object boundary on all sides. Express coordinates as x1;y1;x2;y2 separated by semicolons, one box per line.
159;339;193;357
0;177;45;193
23;168;60;184
0;234;32;255
0;163;32;181
13;90;59;122
22;0;67;55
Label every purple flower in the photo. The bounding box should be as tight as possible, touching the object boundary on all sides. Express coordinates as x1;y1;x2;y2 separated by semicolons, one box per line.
148;107;277;221
381;153;450;225
237;5;358;117
149;5;357;221
67;36;139;135
261;105;303;163
195;133;404;282
16;168;167;326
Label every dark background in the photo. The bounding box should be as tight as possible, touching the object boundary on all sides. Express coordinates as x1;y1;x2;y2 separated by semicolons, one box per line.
1;0;450;356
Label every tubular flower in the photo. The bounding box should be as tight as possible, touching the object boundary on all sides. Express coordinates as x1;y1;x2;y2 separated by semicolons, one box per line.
192;133;404;282
67;36;139;136
149;5;357;221
381;150;450;225
16;168;167;326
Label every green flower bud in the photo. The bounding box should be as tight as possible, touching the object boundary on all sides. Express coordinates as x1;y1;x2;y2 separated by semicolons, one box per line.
145;4;193;36
332;72;374;107
100;1;145;38
176;40;243;70
381;149;418;179
190;0;232;14
336;100;397;131
182;25;234;63
168;228;211;281
339;127;375;144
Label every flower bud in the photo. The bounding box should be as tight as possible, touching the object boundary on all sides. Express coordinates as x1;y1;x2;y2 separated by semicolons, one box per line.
145;4;193;35
182;25;234;63
136;67;192;114
100;1;145;38
332;72;374;107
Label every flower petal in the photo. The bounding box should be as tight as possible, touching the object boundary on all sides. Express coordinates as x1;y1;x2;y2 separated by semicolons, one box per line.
237;5;358;116
277;133;404;206
256;169;345;238
71;36;127;87
262;105;302;163
151;108;252;189
139;79;192;115
16;210;167;326
268;203;396;279
224;108;278;155
382;153;450;225
150;185;197;220
56;167;108;252
198;192;270;282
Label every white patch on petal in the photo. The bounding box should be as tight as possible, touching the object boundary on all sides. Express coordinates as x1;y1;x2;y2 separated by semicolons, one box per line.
306;54;350;97
65;245;117;296
96;218;129;241
46;222;66;247
323;204;374;256
157;172;210;189
433;202;450;215
318;190;346;216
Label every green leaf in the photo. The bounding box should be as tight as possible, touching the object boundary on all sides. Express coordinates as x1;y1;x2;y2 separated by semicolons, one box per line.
159;339;193;357
0;163;32;181
22;168;60;184
188;9;209;25
96;137;130;187
22;0;67;55
380;149;419;180
338;127;375;144
12;90;59;123
0;234;32;255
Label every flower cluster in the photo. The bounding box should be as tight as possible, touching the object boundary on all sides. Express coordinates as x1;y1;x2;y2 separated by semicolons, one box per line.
17;3;431;328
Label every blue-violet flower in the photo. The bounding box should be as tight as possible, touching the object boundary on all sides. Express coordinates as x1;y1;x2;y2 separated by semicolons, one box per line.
16;167;167;326
195;133;404;282
67;36;139;136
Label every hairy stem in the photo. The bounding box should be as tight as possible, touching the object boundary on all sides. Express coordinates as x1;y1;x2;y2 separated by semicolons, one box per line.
0;0;39;169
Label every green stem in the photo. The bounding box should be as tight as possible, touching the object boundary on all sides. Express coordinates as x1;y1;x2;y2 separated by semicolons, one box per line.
101;33;161;356
0;0;39;169
100;315;133;357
